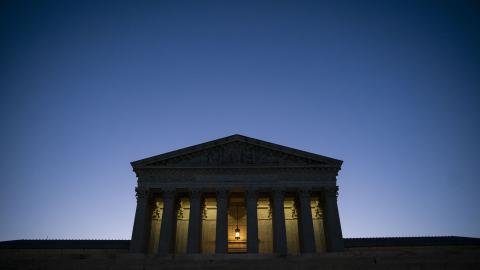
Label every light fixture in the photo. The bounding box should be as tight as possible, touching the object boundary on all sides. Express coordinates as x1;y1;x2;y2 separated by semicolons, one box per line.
235;205;240;240
235;226;240;240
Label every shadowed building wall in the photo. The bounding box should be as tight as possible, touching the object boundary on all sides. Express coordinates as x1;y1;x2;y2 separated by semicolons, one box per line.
284;196;300;254
201;196;217;254
130;135;344;255
258;196;273;253
174;197;189;254
144;191;327;255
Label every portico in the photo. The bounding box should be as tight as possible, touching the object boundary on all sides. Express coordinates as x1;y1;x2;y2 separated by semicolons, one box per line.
129;135;344;255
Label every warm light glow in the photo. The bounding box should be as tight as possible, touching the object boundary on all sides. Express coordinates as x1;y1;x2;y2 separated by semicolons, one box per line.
235;226;240;240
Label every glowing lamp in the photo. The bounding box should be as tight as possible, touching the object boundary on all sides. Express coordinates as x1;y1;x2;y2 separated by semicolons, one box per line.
235;225;240;240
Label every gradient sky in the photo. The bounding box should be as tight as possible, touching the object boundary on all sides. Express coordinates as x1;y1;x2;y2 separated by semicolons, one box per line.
1;0;479;241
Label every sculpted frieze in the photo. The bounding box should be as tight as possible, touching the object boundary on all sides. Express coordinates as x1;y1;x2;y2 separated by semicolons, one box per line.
145;141;327;167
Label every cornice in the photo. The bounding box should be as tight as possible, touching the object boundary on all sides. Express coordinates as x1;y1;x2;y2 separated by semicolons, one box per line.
133;166;340;178
134;165;340;170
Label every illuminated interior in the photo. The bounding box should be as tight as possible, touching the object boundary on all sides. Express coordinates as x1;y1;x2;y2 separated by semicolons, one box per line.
284;195;300;254
257;195;273;253
201;196;217;253
174;196;189;254
311;196;326;252
147;192;326;254
227;194;247;253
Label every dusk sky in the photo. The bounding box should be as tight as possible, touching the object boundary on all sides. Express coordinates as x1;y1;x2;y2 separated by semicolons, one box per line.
1;0;479;241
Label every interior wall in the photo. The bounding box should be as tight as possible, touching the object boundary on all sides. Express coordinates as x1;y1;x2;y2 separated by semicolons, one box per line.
284;196;300;254
148;197;163;254
311;197;326;252
257;196;273;253
174;197;189;254
201;196;217;254
146;193;325;255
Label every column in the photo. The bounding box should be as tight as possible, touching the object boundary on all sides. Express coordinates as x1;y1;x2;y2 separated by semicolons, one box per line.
298;188;316;253
215;189;229;254
272;188;287;255
157;188;177;255
187;189;202;254
246;189;259;253
130;187;151;253
322;186;344;252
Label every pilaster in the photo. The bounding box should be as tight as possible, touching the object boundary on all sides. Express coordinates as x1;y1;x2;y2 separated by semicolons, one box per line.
129;187;151;253
246;189;259;253
187;188;202;254
215;189;229;254
298;188;316;253
157;188;177;255
322;186;344;252
272;188;287;255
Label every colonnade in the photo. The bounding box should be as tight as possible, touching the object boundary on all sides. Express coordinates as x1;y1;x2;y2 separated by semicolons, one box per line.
130;187;343;254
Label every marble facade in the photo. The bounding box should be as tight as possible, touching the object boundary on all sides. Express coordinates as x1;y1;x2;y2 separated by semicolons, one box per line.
129;135;344;255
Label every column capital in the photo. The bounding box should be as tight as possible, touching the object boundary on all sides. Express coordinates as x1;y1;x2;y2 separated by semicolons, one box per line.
162;188;176;200
151;201;162;220
135;187;148;201
216;189;229;202
245;188;259;199
323;186;339;197
298;187;312;199
189;188;202;200
272;187;286;196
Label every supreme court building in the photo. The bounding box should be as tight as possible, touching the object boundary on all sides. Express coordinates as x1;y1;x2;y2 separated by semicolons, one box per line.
2;135;479;269
129;134;344;255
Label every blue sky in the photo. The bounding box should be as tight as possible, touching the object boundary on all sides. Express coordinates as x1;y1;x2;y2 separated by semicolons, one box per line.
1;0;479;240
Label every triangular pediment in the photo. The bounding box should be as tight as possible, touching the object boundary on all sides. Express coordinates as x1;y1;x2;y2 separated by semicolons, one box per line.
132;135;342;168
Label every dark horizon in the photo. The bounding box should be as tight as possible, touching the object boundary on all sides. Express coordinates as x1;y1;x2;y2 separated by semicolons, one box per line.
1;0;479;241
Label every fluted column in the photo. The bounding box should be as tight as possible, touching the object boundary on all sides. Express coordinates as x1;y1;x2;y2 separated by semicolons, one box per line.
322;186;344;252
298;188;316;253
158;189;177;255
272;188;287;255
130;187;151;253
187;189;202;254
215;189;229;253
246;189;259;253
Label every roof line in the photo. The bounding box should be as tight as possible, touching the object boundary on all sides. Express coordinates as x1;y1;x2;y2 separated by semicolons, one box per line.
131;134;343;168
